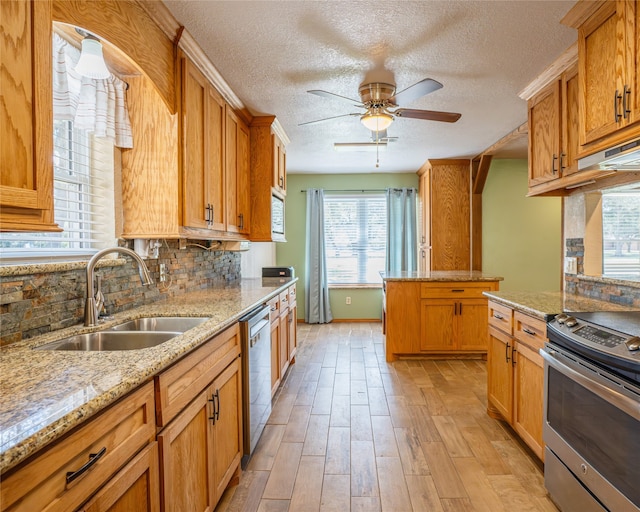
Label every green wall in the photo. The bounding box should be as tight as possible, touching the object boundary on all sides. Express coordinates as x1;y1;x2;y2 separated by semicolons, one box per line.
482;159;562;291
276;173;418;320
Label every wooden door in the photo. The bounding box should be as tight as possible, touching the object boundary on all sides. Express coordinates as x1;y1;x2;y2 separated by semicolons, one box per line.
0;0;57;231
561;63;580;177
578;1;625;144
528;80;561;186
628;0;640;125
279;313;290;376
487;328;514;423
513;341;545;460
287;304;297;362
158;386;215;512
429;161;470;271
236;118;251;235
80;443;160;512
270;318;281;395
420;299;456;351
457;299;490;351
211;359;243;502
205;84;226;231
182;59;211;231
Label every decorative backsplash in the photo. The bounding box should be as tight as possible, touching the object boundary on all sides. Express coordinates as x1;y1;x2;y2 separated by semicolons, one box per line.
565;238;640;307
0;241;240;346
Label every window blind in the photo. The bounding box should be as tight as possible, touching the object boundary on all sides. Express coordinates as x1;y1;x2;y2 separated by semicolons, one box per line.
602;190;640;278
0;120;110;259
324;193;387;284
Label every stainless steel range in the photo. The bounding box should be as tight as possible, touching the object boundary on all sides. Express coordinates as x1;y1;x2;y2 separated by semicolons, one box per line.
542;311;640;512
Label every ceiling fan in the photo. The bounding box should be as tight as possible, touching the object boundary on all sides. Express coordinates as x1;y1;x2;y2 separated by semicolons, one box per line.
300;78;462;133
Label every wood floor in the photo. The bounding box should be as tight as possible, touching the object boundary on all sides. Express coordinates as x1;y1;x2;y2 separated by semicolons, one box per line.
216;322;558;512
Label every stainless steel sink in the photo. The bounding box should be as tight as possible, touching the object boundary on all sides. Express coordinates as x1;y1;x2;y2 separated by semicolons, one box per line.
35;331;181;351
107;317;209;332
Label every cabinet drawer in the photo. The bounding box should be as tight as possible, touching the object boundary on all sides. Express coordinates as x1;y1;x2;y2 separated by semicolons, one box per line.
488;301;513;334
1;382;155;512
279;290;290;314
514;311;547;352
267;295;280;324
288;283;297;307
421;282;493;298
155;324;240;426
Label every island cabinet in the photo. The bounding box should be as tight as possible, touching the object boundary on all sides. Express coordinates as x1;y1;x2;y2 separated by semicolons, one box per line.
0;382;157;512
384;279;499;362
0;0;58;232
486;301;546;461
155;324;243;510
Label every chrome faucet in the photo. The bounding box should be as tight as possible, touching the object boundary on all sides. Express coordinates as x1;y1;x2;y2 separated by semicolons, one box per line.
84;247;154;326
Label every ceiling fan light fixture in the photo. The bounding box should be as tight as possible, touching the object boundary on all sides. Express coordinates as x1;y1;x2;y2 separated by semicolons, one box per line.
75;37;110;79
360;112;393;132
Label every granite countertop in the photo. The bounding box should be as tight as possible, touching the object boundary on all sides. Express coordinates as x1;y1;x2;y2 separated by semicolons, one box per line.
483;290;638;321
380;270;504;282
0;277;296;475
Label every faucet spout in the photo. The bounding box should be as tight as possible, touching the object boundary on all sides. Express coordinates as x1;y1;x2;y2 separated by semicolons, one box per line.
84;246;154;326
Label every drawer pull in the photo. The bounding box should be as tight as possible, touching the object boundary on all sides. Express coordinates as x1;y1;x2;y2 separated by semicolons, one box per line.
493;313;504;320
66;447;107;485
451;289;464;293
522;327;536;336
505;341;511;363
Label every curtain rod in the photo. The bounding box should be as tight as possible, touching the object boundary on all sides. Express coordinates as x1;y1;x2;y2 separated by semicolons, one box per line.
300;188;415;193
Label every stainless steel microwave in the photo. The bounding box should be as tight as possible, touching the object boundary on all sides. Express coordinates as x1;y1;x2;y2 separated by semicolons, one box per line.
271;194;285;235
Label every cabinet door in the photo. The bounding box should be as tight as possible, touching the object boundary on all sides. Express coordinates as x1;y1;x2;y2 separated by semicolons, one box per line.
279;313;290;376
288;303;297;362
80;442;160;512
457;299;490;351
0;0;57;231
528;80;561;186
561;63;580;177
418;170;431;272
205;85;226;231
158;387;215;512
273;134;286;193
225;107;250;235
487;328;514;423
628;0;640;125
420;299;456;351
270;318;281;395
211;358;243;502
513;341;545;460
579;1;626;144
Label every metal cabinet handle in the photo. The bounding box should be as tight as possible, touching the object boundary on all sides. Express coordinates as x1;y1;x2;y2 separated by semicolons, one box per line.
493;313;504;320
208;390;219;424
614;89;623;122
204;204;210;223
214;389;220;421
505;341;511;363
511;347;517;367
522;327;536;336
238;213;244;230
623;85;631;119
552;154;558;174
459;303;462;315
66;447;107;484
560;152;566;171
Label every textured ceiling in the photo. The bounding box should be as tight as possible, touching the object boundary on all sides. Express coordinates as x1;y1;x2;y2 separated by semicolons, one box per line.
163;0;577;174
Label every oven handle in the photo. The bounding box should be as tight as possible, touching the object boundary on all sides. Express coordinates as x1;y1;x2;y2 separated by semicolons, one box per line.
541;347;640;421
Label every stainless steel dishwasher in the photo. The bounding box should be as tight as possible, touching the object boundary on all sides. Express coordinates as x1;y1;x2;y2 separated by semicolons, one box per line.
239;304;272;467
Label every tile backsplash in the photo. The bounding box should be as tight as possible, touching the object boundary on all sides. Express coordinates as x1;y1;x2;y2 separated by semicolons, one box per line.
0;241;240;346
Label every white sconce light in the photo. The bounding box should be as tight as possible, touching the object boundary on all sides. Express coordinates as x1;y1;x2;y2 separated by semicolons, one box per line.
75;36;110;79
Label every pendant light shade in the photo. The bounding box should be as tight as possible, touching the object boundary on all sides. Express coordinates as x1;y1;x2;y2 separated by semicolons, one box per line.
360;112;393;132
75;37;110;79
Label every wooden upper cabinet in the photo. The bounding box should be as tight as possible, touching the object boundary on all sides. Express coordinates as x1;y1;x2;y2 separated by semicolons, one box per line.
225;106;250;235
273;134;287;194
577;0;638;145
181;57;226;232
528;80;562;186
561;62;580;177
1;0;58;231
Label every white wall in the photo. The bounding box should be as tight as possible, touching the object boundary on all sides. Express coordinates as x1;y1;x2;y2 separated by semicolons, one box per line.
240;242;276;278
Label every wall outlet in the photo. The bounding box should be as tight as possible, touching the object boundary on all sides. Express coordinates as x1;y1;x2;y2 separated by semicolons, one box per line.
159;263;167;282
564;257;577;274
345;296;351;305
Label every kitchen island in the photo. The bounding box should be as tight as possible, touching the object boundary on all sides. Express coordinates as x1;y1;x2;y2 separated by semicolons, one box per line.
0;277;296;475
380;271;503;361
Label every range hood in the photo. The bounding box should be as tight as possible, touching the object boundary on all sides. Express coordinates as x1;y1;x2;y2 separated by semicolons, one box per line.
578;138;640;171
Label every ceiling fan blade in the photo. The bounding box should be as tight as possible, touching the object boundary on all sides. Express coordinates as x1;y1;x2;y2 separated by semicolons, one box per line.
394;108;461;123
307;89;363;107
298;112;361;126
389;78;443;106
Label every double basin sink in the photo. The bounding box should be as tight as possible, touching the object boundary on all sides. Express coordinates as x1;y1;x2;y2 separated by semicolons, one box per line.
36;317;210;352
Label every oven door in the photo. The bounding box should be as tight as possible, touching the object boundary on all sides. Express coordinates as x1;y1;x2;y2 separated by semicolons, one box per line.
541;345;640;512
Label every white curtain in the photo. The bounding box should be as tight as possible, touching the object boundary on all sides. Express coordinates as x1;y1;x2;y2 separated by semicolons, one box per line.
305;189;333;324
386;188;418;273
53;33;133;148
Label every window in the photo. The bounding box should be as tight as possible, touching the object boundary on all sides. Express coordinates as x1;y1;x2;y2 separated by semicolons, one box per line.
324;194;386;285
602;186;640;279
0;120;116;261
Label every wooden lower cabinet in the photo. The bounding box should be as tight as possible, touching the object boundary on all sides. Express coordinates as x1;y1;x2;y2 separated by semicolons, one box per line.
158;358;242;511
486;301;545;460
270;315;281;395
80;442;160;512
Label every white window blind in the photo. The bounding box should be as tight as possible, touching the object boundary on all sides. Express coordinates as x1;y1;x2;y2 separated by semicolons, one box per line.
602;189;640;278
324;193;387;285
0;120;114;260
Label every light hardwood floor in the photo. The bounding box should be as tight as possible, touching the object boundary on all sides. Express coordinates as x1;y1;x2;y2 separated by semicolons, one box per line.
216;322;558;512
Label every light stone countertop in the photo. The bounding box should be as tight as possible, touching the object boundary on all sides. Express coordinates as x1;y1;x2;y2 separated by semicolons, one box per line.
0;277;296;475
483;290;639;321
380;270;503;282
